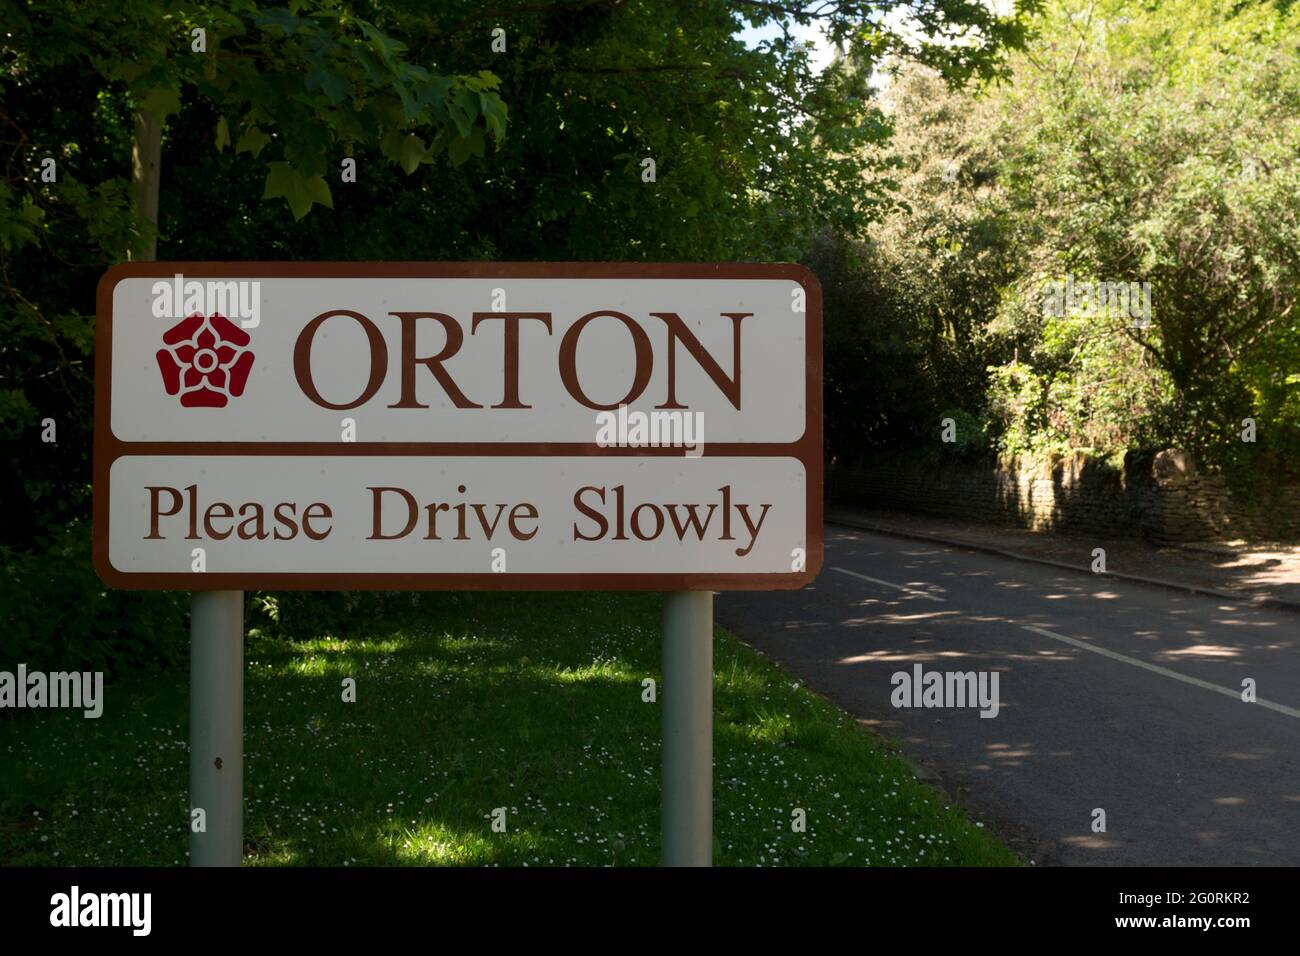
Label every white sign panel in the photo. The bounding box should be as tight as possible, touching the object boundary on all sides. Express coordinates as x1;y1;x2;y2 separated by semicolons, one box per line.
94;262;822;590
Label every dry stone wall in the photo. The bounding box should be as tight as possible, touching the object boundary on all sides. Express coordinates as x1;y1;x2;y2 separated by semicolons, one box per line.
826;450;1300;544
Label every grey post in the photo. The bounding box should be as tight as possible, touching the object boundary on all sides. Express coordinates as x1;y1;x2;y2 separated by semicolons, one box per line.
190;590;244;866
661;590;714;866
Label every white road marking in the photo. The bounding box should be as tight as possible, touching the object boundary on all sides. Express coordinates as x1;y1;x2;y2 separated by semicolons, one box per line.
1022;624;1300;721
831;566;945;602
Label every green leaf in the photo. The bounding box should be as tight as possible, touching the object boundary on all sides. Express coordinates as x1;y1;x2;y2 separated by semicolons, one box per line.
396;82;419;122
0;184;45;252
416;75;453;112
113;62;150;85
236;126;272;157
306;68;350;105
447;133;472;166
262;162;333;220
283;130;330;178
426;126;453;157
480;93;507;139
467;127;485;159
351;46;388;85
215;116;230;152
379;128;405;164
139;85;181;120
257;8;310;36
326;107;369;143
368;95;406;129
396;134;428;174
359;21;404;65
446;87;479;138
455;89;478;123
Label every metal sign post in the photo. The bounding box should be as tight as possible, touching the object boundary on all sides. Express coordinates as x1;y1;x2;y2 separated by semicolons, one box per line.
189;590;244;867
661;590;714;866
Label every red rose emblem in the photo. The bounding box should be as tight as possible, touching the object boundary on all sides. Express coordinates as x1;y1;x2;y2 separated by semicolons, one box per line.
156;313;255;408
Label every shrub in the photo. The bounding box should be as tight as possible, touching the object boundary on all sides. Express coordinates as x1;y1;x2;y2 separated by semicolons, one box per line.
0;521;188;679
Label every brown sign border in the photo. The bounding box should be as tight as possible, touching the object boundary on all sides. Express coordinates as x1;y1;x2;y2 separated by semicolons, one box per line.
94;261;822;591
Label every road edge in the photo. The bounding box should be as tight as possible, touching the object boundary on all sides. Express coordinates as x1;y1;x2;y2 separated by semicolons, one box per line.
826;513;1300;614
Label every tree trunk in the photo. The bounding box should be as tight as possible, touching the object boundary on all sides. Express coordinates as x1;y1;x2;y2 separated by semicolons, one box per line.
130;108;162;261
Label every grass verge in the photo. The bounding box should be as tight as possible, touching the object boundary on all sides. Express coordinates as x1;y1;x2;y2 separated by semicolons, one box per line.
1;590;1017;866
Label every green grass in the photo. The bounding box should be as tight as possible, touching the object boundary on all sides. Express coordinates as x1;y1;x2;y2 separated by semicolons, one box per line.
0;591;1017;866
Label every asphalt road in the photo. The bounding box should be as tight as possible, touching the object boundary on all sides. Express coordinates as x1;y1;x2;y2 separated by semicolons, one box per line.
716;525;1300;866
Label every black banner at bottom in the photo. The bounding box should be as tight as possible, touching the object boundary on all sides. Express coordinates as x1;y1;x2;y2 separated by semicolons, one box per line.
0;865;1282;942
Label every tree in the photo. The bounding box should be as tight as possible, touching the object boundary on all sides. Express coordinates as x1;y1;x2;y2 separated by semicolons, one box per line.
990;0;1300;472
816;0;1300;476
